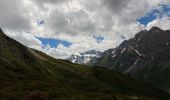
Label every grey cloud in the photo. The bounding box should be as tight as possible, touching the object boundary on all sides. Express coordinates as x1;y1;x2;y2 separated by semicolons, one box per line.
44;0;116;35
31;0;68;9
100;0;150;25
0;0;31;31
103;0;131;13
1;0;168;59
46;9;96;35
44;0;147;36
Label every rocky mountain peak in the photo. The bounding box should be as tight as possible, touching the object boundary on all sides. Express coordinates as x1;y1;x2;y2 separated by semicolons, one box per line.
67;50;102;64
91;27;170;91
149;27;162;32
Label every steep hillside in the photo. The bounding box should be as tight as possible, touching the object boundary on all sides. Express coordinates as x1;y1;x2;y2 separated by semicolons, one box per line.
0;28;170;100
92;27;170;92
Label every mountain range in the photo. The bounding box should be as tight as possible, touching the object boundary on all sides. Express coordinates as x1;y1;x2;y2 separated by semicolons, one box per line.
90;27;170;92
67;50;102;64
0;28;170;100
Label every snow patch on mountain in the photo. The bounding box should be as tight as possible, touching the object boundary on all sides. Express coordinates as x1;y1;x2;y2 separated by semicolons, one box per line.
67;50;102;64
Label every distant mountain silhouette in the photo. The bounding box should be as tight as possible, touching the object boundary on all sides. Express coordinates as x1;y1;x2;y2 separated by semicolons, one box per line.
91;27;170;92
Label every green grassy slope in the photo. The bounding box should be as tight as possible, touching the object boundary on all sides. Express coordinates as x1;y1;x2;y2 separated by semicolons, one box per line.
0;29;170;100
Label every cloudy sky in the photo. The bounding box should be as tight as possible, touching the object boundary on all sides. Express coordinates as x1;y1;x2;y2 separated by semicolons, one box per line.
1;0;170;59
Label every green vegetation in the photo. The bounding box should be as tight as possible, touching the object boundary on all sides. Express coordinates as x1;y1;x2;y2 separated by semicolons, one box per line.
0;29;170;100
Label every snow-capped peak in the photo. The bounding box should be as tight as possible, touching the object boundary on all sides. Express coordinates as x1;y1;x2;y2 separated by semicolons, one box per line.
66;50;102;64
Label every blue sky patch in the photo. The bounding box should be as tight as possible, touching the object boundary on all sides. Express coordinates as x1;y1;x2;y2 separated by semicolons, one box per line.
93;36;104;44
36;37;72;48
160;4;170;17
138;4;170;26
137;9;159;26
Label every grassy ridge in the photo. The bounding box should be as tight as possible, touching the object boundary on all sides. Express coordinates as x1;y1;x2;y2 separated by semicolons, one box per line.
0;29;170;100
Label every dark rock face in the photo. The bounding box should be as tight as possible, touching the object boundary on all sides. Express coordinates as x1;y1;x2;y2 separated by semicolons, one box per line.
92;27;170;91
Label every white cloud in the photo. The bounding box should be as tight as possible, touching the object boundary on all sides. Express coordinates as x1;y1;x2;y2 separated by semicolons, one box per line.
4;29;42;50
0;0;32;31
146;16;170;30
1;0;170;59
44;44;73;59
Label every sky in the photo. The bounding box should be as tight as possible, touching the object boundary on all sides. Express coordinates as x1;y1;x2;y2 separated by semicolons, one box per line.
1;0;170;59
